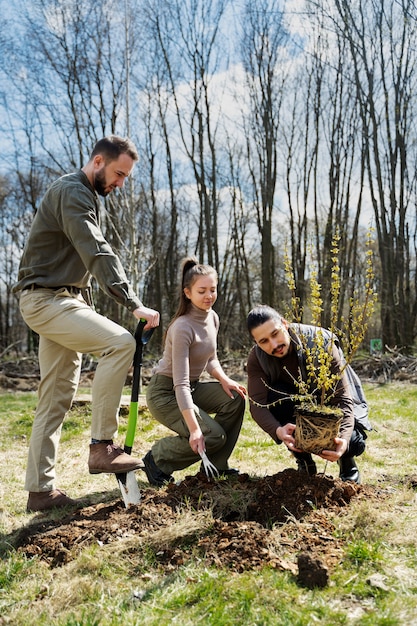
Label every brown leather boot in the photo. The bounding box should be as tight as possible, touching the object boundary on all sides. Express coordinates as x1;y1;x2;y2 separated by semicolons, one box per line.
88;442;142;474
27;489;77;512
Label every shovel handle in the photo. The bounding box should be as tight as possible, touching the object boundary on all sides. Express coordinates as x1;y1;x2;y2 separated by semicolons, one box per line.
131;320;147;402
124;319;154;452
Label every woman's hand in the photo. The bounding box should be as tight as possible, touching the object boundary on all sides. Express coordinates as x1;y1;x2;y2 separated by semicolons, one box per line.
188;428;205;456
182;408;205;455
219;376;247;400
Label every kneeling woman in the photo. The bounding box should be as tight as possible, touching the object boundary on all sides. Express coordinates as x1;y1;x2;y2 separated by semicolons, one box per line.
142;257;246;486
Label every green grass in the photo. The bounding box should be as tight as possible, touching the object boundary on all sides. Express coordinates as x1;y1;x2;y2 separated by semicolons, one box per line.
1;382;417;624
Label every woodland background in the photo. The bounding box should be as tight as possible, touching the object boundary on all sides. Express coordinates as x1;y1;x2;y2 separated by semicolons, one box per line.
0;0;416;356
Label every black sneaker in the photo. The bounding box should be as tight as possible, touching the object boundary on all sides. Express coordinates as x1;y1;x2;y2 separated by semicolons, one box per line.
219;468;239;476
294;452;317;476
142;451;173;487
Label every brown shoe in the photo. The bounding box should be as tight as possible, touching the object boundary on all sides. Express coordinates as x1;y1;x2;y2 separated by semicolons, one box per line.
88;442;142;474
27;489;76;512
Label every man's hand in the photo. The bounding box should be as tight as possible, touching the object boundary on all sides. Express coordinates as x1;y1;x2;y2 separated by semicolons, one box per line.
318;437;347;462
276;423;302;452
133;306;160;329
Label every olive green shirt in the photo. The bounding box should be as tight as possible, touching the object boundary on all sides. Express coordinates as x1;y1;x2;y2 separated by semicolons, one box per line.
13;170;142;312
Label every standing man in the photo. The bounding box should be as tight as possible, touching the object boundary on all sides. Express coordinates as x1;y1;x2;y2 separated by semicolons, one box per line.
13;135;160;512
246;305;370;483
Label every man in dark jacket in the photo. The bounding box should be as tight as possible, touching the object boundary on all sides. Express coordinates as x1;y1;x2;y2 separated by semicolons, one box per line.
246;305;370;483
14;136;160;512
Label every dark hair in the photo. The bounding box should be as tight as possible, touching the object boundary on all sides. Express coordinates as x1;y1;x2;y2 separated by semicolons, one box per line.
171;257;218;321
90;135;139;164
247;305;284;335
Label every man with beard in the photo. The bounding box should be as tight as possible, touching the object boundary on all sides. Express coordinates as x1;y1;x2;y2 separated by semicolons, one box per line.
246;305;370;483
13;136;160;512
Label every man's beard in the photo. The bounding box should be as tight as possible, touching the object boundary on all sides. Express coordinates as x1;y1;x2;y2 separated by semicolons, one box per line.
93;168;109;197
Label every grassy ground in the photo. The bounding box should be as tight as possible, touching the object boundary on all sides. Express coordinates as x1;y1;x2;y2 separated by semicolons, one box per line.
1;382;417;625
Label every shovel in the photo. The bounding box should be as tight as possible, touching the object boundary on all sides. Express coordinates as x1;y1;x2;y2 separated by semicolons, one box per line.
117;319;154;507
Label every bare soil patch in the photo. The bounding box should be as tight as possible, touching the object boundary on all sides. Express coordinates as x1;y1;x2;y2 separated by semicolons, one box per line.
12;469;390;588
3;355;416;588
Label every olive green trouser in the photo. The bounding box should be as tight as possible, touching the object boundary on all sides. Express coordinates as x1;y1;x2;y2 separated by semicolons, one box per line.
146;373;245;475
19;288;136;492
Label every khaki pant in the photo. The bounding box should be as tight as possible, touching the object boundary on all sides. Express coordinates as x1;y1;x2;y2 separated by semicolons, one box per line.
19;288;136;491
146;373;245;475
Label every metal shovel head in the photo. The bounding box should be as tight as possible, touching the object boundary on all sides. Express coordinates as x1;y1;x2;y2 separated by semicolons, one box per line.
117;471;141;508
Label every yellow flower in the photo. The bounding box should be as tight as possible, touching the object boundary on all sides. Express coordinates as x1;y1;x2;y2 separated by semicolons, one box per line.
281;226;377;409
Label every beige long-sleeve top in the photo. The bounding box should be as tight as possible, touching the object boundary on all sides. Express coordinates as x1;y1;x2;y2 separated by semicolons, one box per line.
152;304;221;412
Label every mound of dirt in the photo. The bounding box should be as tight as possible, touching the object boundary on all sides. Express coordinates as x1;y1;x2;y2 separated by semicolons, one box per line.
13;469;385;587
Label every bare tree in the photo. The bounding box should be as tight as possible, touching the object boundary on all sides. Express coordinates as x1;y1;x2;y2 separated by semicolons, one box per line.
218;136;255;348
0;173;41;352
330;0;417;350
2;0;152;329
131;7;184;331
9;0;127;168
140;0;254;347
148;0;229;269
240;0;288;307
2;0;402;358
